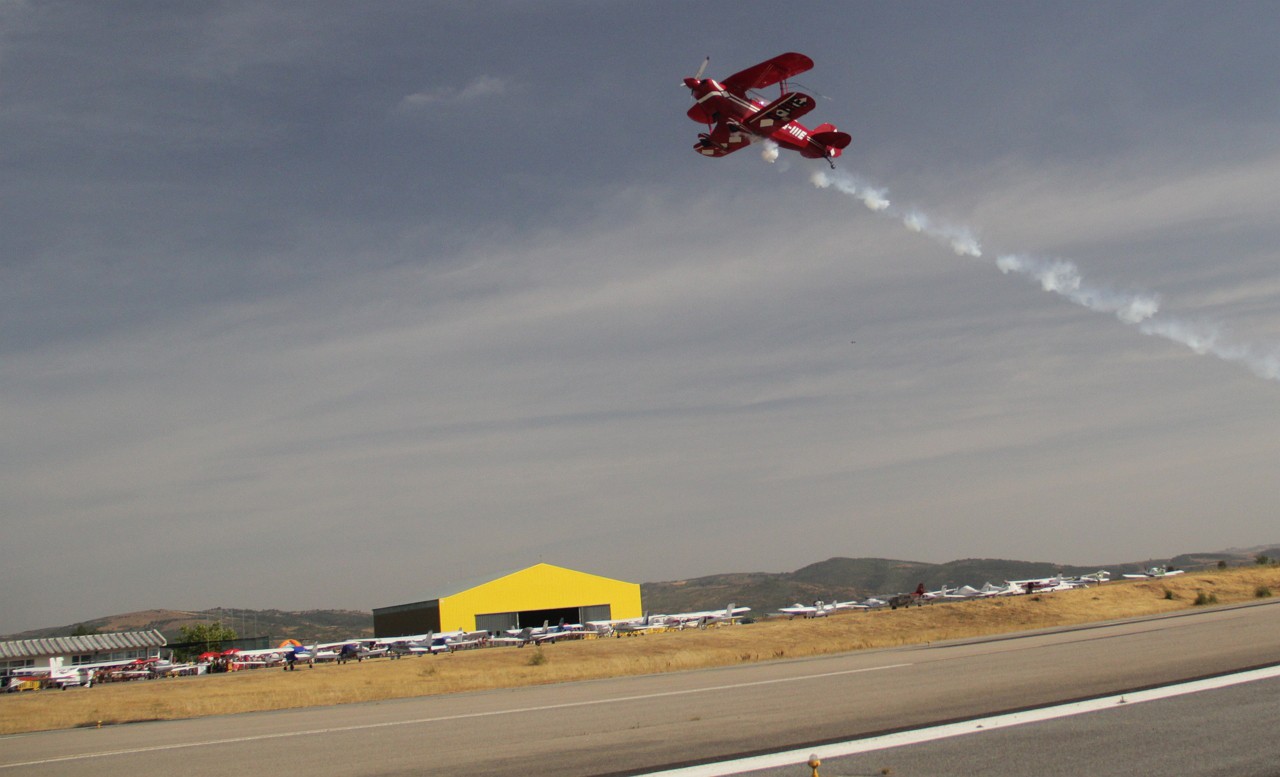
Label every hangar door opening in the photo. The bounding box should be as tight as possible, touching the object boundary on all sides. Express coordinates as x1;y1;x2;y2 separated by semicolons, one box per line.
475;604;611;633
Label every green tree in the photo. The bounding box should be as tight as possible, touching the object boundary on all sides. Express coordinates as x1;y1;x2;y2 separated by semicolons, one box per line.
178;622;238;657
70;623;99;636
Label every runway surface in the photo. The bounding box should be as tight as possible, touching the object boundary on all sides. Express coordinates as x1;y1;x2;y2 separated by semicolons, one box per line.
650;663;1280;775
3;599;1279;776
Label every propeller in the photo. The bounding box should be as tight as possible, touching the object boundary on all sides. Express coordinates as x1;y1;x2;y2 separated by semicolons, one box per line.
693;56;709;81
684;57;710;90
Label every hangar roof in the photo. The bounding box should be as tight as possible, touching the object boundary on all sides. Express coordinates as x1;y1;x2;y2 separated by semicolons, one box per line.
374;563;638;613
414;565;528;603
0;630;167;660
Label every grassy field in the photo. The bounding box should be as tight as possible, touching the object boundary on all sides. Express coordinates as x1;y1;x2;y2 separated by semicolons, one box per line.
3;566;1278;735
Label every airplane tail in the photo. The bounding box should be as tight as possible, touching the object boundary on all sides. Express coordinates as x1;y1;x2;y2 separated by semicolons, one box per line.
814;124;855;149
803;127;853;165
812;129;852;151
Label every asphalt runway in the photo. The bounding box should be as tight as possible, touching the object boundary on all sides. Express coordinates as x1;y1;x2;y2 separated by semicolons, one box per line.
3;599;1279;777
729;673;1280;777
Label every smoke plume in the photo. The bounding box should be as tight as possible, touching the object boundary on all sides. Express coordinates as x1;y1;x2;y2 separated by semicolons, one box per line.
810;169;1280;382
760;140;780;164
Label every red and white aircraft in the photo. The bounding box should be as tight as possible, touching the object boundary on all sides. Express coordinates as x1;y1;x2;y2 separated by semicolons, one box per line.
684;52;852;168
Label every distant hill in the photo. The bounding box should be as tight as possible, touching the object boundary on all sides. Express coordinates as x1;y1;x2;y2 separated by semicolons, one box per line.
639;557;1094;614
640;546;1280;615
2;608;372;643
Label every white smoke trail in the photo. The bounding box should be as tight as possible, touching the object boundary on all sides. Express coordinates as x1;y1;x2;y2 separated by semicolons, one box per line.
812;171;976;256
810;168;1280;383
760;140;780;164
995;254;1160;325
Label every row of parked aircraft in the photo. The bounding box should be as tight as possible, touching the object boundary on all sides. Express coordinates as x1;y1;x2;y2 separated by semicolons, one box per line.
773;571;1118;618
5;604;759;691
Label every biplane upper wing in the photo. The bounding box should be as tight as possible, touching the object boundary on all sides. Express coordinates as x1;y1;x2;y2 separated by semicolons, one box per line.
722;52;814;96
743;92;816;132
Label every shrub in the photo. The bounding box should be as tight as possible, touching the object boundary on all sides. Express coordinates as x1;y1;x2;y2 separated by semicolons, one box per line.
1193;591;1218;606
1256;586;1272;599
1163;588;1175;600
527;647;547;666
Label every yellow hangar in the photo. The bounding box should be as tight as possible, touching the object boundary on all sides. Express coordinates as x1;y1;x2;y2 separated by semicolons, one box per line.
372;563;642;637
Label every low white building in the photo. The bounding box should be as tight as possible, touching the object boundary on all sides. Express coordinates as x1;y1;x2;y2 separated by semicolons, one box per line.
0;630;167;677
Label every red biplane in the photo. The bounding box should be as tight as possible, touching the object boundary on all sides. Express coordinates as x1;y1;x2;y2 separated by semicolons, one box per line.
683;52;852;168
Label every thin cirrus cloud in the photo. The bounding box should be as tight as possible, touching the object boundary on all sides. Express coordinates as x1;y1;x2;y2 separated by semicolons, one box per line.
397;75;508;110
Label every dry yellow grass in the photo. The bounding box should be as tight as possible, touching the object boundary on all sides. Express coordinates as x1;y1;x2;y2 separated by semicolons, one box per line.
4;566;1278;735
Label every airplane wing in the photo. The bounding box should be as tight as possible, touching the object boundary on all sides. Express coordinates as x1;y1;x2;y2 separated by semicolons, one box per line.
234;647;286;658
694;120;752;158
722;52;814;96
742;92;816;133
778;604;816;616
63;657;138;672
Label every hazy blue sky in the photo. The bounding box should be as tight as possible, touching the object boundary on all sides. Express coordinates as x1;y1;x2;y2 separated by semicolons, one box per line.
4;2;1280;632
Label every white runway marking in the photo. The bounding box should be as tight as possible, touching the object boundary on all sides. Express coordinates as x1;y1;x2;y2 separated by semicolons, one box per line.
644;663;1280;775
0;663;909;769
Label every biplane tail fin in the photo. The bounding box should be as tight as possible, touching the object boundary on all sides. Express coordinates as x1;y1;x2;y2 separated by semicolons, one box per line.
803;128;853;167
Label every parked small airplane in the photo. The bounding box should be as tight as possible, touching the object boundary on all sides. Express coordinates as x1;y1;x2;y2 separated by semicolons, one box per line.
1006;577;1076;594
433;630;489;652
9;665;96;690
683;52;852;168
311;640;372;662
980;582;1021;597
375;633;436;657
595;614;667;636
778;600;858;618
497;622;587;647
1071;570;1112;584
9;655;139;689
145;656;204;676
1123;567;1184;579
665;604;751;628
778;601;824;618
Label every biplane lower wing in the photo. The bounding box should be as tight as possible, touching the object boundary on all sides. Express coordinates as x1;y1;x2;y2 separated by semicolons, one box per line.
743;92;816;133
695;121;752;157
